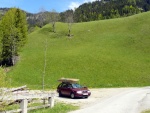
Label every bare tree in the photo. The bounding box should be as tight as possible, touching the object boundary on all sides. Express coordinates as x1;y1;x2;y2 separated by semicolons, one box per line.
38;7;46;28
65;10;74;37
47;9;59;33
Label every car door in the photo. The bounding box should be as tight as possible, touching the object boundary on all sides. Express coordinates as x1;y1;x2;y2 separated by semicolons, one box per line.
60;83;69;95
65;84;73;96
60;83;72;96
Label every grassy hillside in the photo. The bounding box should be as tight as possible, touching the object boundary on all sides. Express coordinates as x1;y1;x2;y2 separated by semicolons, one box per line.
8;12;150;89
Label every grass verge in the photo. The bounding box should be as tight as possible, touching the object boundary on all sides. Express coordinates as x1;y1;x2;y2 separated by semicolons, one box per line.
1;102;78;113
142;110;150;113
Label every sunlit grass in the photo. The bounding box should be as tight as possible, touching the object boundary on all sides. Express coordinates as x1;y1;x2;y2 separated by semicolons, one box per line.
8;12;150;89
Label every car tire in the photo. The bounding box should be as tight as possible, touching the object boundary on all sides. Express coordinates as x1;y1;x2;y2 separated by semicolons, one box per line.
59;91;62;97
70;93;75;99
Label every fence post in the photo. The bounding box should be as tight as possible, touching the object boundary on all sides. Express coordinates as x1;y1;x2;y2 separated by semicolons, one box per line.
43;98;46;105
20;99;28;113
48;95;54;108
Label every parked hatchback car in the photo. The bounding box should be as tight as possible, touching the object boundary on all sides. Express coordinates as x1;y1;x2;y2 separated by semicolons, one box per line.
57;82;91;99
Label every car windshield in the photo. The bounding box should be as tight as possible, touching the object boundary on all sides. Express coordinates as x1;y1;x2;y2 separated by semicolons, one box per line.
72;83;83;88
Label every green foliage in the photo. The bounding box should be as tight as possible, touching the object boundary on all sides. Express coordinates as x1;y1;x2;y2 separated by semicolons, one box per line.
0;67;11;111
0;67;7;87
72;0;150;22
0;8;27;66
14;8;28;48
8;12;150;89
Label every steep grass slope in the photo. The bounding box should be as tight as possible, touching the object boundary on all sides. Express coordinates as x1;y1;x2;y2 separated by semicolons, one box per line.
8;12;150;89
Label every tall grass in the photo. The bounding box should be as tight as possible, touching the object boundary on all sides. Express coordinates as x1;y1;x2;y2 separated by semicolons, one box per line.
8;12;150;89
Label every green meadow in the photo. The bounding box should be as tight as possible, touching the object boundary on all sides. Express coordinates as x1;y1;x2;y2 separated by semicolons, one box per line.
8;12;150;89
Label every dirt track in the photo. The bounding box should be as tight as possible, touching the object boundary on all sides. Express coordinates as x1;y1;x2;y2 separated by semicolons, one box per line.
3;87;150;113
55;87;150;113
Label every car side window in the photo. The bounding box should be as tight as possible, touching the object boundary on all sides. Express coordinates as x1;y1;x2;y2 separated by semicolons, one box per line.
61;83;68;88
68;84;72;88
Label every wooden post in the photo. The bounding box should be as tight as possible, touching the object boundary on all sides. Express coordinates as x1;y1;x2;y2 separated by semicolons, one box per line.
20;99;28;113
48;96;54;108
43;98;46;105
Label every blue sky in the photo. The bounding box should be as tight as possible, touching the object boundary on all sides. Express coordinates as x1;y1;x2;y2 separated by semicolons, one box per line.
0;0;96;13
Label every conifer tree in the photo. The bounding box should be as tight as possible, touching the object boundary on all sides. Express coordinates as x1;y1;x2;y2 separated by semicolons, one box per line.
0;8;27;66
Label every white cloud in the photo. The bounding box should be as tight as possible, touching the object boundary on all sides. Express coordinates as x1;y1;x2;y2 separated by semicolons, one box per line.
68;0;97;10
84;0;96;3
69;2;80;10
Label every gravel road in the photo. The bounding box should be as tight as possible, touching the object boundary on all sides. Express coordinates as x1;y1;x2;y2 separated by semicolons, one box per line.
55;87;150;113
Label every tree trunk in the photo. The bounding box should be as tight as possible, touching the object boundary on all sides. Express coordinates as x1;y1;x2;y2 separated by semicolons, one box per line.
52;23;55;33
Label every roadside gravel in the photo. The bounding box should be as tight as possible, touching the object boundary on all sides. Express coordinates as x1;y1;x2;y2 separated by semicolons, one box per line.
2;87;150;113
55;87;150;113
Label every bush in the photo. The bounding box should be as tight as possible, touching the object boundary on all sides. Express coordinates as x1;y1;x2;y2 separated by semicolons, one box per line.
0;67;7;87
0;67;12;111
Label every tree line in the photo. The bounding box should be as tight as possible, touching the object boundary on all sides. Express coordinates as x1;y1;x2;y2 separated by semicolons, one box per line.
64;0;150;22
1;0;150;27
27;0;150;27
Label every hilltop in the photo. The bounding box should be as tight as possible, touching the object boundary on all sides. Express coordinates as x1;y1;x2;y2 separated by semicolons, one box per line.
8;12;150;89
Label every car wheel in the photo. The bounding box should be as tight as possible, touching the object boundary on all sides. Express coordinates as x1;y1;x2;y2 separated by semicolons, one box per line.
70;93;75;99
59;91;62;97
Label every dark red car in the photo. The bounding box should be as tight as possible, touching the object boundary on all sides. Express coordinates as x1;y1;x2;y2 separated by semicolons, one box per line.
57;82;91;99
